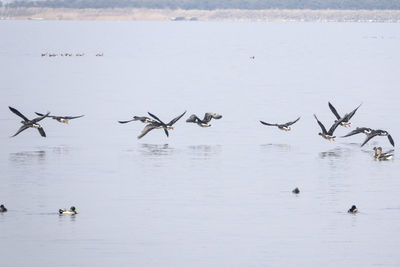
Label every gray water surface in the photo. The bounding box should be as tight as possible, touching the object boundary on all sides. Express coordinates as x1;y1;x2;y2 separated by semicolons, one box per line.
0;21;399;266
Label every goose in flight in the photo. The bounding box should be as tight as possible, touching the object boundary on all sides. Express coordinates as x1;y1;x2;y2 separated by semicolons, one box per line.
9;107;49;137
118;116;156;124
314;114;345;141
341;127;373;138
137;111;186;139
361;129;394;147
35;112;84;124
328;102;361;128
186;112;222;127
260;117;300;131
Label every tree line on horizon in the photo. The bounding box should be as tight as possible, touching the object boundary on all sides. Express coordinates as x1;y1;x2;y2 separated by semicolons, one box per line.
3;0;400;10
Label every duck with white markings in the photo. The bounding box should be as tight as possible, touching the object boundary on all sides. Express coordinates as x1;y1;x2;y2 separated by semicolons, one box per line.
186;112;222;127
9;107;49;137
348;205;358;214
59;206;77;215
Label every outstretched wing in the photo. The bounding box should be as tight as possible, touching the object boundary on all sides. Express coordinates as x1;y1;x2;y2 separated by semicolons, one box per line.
313;114;327;134
328;102;341;120
167;111;186;126
342;127;370;138
163;128;169;137
203;113;222;123
35;112;55;119
118;119;135;124
37;127;46;137
63;115;84;120
137;124;158;139
148;112;164;124
345;103;362;121
186;114;199;123
327;116;346;135
11;125;30;137
387;134;395;147
260;121;277;127
361;132;379;147
32;112;50;123
9;106;29;121
285;117;301;126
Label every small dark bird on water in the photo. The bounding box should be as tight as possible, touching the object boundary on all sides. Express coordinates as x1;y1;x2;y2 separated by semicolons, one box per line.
137;111;186;139
260;117;301;132
348;205;358;214
9;107;49;137
328;102;361;128
0;204;7;212
292;187;300;194
186;113;222;127
35;112;84;124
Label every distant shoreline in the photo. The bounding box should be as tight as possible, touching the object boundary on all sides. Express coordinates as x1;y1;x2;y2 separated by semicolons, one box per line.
1;8;400;22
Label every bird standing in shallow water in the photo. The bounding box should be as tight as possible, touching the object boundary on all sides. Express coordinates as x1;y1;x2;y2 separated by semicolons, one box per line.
9;107;49;137
373;147;394;161
186;112;222;127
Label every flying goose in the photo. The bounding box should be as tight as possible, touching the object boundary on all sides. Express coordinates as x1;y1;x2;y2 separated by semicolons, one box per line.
118;116;156;124
186;113;222;127
9;107;49;137
35;112;84;124
314;114;345;141
328;102;361;128
138;111;186;139
361;129;394;147
260;117;300;131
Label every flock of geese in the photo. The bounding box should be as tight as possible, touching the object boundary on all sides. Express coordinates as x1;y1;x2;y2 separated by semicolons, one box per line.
8;102;395;156
3;102;396;215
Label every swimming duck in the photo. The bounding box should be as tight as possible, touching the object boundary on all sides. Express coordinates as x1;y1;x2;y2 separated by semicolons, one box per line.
137;111;186;139
292;187;300;194
328;102;361;128
59;206;77;215
373;147;394;161
260;117;300;131
348;205;358;214
186;113;222;127
0;204;7;212
118;116;156;124
9;107;49;137
361;129;395;147
35;112;84;124
313;114;345;141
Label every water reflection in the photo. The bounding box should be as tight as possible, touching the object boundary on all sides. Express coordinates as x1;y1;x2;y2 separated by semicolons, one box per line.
138;143;174;158
187;145;221;159
260;143;292;152
9;150;47;165
319;147;352;159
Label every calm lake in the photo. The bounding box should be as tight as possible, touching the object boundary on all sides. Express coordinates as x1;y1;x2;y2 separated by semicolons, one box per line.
0;21;399;266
